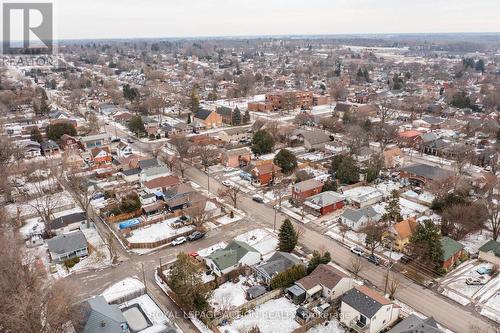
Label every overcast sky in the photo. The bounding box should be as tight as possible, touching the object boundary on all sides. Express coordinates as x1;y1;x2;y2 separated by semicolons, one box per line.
53;0;500;39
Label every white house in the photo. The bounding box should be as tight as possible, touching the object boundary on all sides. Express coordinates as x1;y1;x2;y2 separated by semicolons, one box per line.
292;264;353;302
47;230;88;263
341;206;381;231
343;186;384;208
205;241;261;277
50;212;89;235
340;286;400;333
140;166;171;182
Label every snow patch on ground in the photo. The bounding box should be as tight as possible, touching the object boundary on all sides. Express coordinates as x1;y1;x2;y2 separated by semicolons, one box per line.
308;319;344;333
210;276;251;311
235;229;278;256
102;277;145;303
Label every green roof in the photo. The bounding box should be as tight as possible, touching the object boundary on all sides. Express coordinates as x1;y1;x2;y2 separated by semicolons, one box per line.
441;236;464;261
206;241;259;270
478;240;500;257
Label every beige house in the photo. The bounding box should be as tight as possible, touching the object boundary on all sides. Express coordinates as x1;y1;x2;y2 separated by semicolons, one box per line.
478;240;500;266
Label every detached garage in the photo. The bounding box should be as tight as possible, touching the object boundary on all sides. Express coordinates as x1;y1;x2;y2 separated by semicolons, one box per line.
478;240;500;266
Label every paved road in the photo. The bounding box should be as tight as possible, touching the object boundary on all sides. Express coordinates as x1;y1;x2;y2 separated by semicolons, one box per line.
184;166;494;333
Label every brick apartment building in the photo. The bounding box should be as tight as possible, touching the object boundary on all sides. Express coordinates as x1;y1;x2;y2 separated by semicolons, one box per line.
248;90;314;112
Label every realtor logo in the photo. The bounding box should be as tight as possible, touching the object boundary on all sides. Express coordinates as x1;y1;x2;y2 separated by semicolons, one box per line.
2;2;53;54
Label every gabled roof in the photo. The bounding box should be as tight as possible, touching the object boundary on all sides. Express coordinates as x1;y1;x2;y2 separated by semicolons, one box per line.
256;251;302;278
75;295;126;333
40;140;59;150
296;264;348;291
388;314;443;333
80;133;110;143
47;230;87;255
334;103;352;112
478;240;500;257
342;286;392;318
400;164;454;182
50;212;86;230
342;206;379;223
293;179;323;193
393;217;418;239
138;158;160;170
194;109;214;120
206;240;259;270
305;191;344;209
296;130;331;146
441;236;464;261
142;175;180;190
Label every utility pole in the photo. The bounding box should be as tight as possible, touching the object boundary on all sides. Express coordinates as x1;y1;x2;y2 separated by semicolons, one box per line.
207;167;210;194
384;247;393;295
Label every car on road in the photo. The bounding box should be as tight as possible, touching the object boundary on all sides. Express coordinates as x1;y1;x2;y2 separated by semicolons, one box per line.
399;255;414;264
187;231;205;241
171;236;187;246
350;246;364;256
252;196;264;203
222;180;232;187
127;138;134;143
367;254;381;265
466;276;487;285
476;267;492;275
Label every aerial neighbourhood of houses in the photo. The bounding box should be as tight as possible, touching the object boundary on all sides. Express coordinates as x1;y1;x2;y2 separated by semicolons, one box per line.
0;35;499;333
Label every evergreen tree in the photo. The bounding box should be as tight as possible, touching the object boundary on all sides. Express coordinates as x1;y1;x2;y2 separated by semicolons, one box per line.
307;251;331;274
46;123;77;141
40;99;51;114
243;109;251;124
127;115;146;136
190;88;199;113
497;127;500;141
232;107;242;125
475;59;485;73
30;127;43;143
270;265;306;290
322;179;338;192
336;155;360;184
251;130;275;155
278;219;298;252
410;220;444;270
123;84;138;101
187;113;192;124
384;190;402;224
274;149;297;174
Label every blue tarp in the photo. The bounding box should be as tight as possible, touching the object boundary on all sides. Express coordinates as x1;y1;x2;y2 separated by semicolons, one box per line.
118;218;141;230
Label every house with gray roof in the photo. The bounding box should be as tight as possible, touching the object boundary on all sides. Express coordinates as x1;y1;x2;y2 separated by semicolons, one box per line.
47;230;88;263
304;191;345;216
205;241;261;276
478;240;500;266
50;212;88;235
340;286;400;333
254;251;303;285
388;314;443;333
294;130;331;150
400;163;454;185
341;206;381;231
73;295;129;333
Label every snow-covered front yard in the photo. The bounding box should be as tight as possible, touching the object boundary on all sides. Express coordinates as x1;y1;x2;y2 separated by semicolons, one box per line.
308;319;345;333
210;276;255;312
126;217;194;244
221;297;300;333
234;228;278;257
69;227;112;272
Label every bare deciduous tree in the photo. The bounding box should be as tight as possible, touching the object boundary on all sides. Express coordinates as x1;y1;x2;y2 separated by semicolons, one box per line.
387;274;400;300
350;257;364;278
170;134;190;159
25;177;62;237
218;186;241;209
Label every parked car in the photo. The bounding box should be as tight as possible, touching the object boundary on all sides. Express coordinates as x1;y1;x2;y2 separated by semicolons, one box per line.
466;276;487;285
252;196;264;203
222;180;232;187
188;231;205;241
350;247;364;256
399;255;414;264
171;236;187;246
476;267;492;275
127;138;134;143
367;254;381;265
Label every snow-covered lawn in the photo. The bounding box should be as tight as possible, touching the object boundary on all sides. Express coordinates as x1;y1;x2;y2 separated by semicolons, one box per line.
102;277;145;303
217;214;243;225
481;292;500;323
70;227;112;272
5;191;75;219
223;297;300;333
308;319;345;333
197;242;228;258
235;229;278;257
210;276;253;311
442;289;471;306
126;217;194;244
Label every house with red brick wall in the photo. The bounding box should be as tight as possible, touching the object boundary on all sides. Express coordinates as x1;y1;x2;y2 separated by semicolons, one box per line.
292;179;324;200
304;191;345;216
221;147;252;168
246;161;282;186
441;236;464;270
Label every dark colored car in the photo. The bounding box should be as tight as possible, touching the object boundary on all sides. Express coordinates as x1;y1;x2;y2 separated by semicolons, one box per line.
367;255;381;265
187;231;206;241
399;255;414;264
252;196;264;203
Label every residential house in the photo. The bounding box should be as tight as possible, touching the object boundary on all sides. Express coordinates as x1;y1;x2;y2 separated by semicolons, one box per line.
193;109;223;128
40;140;60;156
304;191;345;216
20;140;41;158
383;148;403;169
292;179;324;200
397;130;423;148
383;217;418;252
246;161;282;186
344;187;384;209
140;166;171;182
73;295;129;333
287;264;353;304
441;236;465;270
415;116;445;129
80;133;111;149
205;240;262;277
221;147;252;168
121;168;141;183
388;314;444;333
341;206;381;231
142;175;181;194
294;130;331;150
340;286;400;333
335;102;353;115
217;126;252;143
90;147;112;166
478;240;500;266
163;183;196;210
399;164;454;186
138;158;160;171
47;230;88;263
254;251;303;285
50;212;88;235
60;134;80;150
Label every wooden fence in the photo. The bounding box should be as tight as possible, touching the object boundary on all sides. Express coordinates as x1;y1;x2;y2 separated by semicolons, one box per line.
125;229;193;249
106;209;142;223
